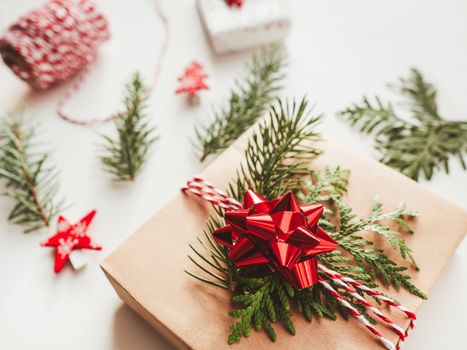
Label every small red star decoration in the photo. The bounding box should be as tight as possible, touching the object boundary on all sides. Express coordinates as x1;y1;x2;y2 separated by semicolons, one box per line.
226;0;244;7
41;210;102;273
175;61;209;99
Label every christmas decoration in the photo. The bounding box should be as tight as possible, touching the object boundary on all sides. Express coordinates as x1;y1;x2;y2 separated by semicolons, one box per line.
0;0;109;90
196;47;285;161
212;190;338;289
175;61;209;104
42;210;101;273
226;0;243;7
340;68;467;181
183;99;425;348
101;101;467;350
0;119;64;233
0;0;171;127
100;73;158;181
196;0;291;54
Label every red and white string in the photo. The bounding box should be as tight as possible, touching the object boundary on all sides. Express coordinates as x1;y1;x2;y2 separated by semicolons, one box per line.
58;0;170;125
0;0;109;90
182;177;416;350
0;0;170;126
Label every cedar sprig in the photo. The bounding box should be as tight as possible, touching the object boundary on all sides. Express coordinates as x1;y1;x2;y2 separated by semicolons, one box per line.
196;46;286;161
339;68;467;181
100;73;158;181
0;120;64;232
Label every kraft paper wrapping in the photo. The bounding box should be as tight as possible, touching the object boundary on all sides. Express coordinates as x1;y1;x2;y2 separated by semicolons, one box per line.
101;129;467;350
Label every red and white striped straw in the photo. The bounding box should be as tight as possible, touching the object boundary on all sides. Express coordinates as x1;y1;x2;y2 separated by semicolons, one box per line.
182;177;242;211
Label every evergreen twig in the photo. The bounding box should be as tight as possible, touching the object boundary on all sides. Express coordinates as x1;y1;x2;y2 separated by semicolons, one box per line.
186;98;425;344
196;46;286;161
0;120;64;232
187;97;322;291
100;73;158;181
339;68;467;181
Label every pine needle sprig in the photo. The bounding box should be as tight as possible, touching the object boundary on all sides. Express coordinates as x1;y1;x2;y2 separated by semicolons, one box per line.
100;73;158;181
186;100;425;343
0;120;64;232
187;97;322;290
196;46;286;161
339;68;467;181
228;97;322;201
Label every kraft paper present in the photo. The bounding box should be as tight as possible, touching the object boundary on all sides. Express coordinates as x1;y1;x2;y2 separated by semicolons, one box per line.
101;127;467;350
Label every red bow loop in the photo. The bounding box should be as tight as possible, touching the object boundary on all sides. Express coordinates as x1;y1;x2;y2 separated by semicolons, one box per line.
213;191;338;289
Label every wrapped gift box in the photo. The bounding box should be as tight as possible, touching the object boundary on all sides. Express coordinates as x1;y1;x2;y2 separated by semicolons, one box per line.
196;0;291;54
101;126;467;349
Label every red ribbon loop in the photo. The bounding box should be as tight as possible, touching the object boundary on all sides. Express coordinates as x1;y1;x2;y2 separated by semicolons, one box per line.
213;190;338;289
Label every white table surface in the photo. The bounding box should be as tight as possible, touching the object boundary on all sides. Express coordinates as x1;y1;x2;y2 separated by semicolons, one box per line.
0;0;466;349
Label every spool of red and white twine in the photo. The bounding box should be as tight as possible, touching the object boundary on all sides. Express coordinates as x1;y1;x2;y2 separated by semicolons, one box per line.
0;0;109;90
183;177;417;350
0;0;170;126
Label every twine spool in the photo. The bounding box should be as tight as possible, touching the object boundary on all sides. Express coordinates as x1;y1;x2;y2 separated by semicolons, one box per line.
0;0;109;90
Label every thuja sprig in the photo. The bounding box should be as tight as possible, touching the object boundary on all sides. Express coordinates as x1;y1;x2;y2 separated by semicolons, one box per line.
301;168;425;297
100;73;158;181
0;120;64;232
196;46;286;161
339;68;467;181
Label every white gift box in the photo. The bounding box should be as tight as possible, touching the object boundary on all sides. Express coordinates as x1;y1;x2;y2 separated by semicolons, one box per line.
196;0;291;54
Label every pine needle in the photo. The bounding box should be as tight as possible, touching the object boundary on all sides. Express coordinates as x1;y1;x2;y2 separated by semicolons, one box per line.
196;46;286;161
0;119;64;233
339;68;467;181
100;73;158;181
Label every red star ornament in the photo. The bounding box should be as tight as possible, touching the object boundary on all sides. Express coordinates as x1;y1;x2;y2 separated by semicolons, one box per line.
213;191;338;289
41;210;102;273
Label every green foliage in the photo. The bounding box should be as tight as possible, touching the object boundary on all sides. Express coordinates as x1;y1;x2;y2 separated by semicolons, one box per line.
100;73;158;181
339;68;467;181
228;274;295;344
187;97;322;289
0;120;64;232
186;98;425;344
196;46;286;161
228;98;322;201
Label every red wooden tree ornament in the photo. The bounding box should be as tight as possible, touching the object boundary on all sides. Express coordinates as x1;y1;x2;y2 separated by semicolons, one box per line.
175;61;209;104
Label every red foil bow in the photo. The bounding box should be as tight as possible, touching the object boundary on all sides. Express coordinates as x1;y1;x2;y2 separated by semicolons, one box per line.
213;190;338;289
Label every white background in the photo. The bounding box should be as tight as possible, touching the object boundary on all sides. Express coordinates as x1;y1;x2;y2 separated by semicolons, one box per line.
0;0;466;349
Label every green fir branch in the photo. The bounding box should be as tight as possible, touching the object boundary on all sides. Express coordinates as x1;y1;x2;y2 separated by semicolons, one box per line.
196;46;286;161
187;97;322;290
0;120;64;232
339;68;467;181
186;100;426;344
100;73;158;181
228;97;322;201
